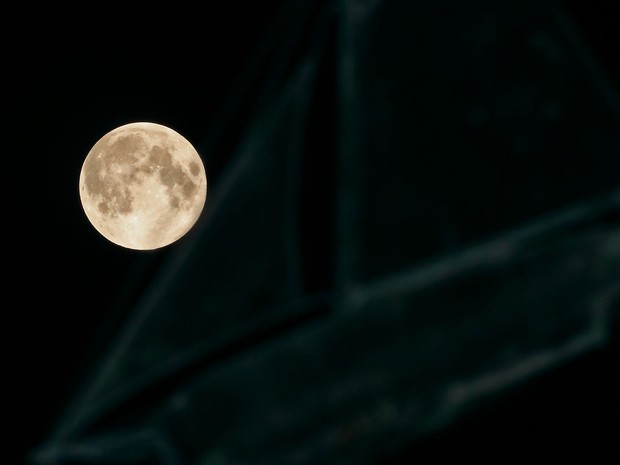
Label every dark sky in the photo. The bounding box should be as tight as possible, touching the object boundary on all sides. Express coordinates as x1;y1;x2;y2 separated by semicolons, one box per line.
12;2;286;461
10;1;620;464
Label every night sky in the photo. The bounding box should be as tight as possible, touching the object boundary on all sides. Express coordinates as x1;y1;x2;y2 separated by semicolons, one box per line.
10;1;620;464
13;3;284;460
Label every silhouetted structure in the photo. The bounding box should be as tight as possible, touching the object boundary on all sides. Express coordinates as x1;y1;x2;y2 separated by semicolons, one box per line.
20;0;620;464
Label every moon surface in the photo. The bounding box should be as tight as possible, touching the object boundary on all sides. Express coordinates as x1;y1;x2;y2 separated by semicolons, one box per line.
79;122;207;250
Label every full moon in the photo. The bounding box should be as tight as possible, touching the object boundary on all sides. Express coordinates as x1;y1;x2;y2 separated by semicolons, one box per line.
79;122;207;250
